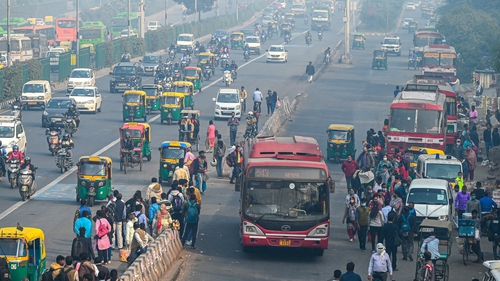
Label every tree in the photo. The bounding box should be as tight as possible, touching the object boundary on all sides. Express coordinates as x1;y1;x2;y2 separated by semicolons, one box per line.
436;5;500;80
173;0;215;13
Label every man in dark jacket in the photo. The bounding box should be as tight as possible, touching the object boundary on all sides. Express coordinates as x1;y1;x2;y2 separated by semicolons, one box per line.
271;91;278;114
400;206;417;261
71;227;95;261
305;61;315;83
470;125;480;148
229;145;244;184
450;139;465;160
383;213;402;271
192;151;207;191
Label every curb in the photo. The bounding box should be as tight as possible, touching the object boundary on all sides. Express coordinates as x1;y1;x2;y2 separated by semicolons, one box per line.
163;257;185;281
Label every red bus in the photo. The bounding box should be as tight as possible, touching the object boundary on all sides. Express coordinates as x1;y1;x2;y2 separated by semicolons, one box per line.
387;90;447;154
55;18;76;43
238;136;333;256
408;75;458;151
413;30;444;51
421;44;457;79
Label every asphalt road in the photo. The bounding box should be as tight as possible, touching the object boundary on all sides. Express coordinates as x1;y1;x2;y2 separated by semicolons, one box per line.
176;7;490;281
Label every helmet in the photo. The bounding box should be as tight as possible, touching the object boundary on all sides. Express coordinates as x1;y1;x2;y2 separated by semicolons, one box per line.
12;145;19;152
63;134;69;139
24;156;31;163
210;158;217;167
248;111;253;115
231;60;235;64
69;105;75;110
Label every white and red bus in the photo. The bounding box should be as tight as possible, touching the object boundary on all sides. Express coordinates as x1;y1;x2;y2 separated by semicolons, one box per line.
413;30;444;51
407;75;458;151
387;90;447;154
421;44;457;79
238;136;333;256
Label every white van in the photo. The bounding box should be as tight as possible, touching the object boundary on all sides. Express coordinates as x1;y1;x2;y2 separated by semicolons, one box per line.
21;80;52;109
212;88;242;119
483;260;500;281
416;154;463;184
176;33;194;53
406;179;453;226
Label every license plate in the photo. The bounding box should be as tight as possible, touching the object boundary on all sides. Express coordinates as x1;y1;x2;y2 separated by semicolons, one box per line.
28;102;37;105
279;239;291;246
420;227;434;232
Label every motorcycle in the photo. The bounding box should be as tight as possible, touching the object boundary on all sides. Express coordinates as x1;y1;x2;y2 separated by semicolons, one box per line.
223;70;233;86
169;49;176;59
172;69;181;81
304;18;308;25
164;77;173;90
261;33;267;43
203;65;212;81
244;51;250;62
324;53;330;65
7;158;21;189
46;129;60;156
220;57;228;69
18;168;37;201
120;54;131;62
180;60;188;69
55;148;72;173
11;105;21;120
214;55;220;67
63;116;77;137
243;126;257;140
284;34;291;44
306;36;312;45
318;31;323;41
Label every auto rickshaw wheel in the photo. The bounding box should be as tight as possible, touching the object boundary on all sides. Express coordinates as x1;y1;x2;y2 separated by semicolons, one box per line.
21;192;27;201
147;154;151;161
139;157;143;171
88;196;95;207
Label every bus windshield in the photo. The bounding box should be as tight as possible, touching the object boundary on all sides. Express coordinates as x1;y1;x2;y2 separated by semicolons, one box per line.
79;29;101;39
57;20;75;28
426;163;461;181
244;181;328;220
390;109;441;133
0;239;26;257
407;188;448;205
111;19;128;27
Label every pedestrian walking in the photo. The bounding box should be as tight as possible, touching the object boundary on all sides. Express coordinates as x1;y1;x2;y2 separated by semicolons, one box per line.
240;86;247;111
329;270;342;281
369;203;384;252
64;256;77;281
266;90;272;116
400;206;416;261
393;86;401;98
367;243;393;281
455;186;470;219
168;185;186;236
465;145;477;181
466;191;482;216
484;123;493;160
271;91;278;114
227;112;239;146
101;206;114;263
450;139;465;160
193;151;207;193
213;135;226;179
382;213;402;271
470;105;478;124
357;198;370;251
148;197;160;235
125;213;137;249
341;155;358;192
252;88;263;113
107;193;125;250
206;120;216;153
305;61;315;83
144;178;163;204
494;128;500;147
75;252;97;281
340;262;362;281
94;210;112;264
74;210;92;238
182;194;201;249
229;145;244;184
471;210;484;263
343;196;359;242
356;146;375;170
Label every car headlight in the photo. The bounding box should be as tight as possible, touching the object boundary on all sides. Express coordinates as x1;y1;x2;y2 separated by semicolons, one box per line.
243;221;265;235
37;96;44;100
43;111;49;116
307;223;329;237
84;100;93;104
124;106;128;109
216;105;221;110
438;215;448;221
235;105;240;110
110;77;115;81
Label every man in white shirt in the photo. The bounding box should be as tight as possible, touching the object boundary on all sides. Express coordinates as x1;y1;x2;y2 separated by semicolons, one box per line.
252;88;263;113
381;199;392;223
420;231;440;264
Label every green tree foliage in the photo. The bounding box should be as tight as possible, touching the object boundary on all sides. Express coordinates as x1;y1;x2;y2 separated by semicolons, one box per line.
436;5;500;80
173;0;215;13
439;0;500;24
360;0;406;32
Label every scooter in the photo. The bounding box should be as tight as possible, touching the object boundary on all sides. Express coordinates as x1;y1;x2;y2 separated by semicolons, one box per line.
169;49;176;59
261;33;267;43
7;158;21;189
244;51;250;62
172;69;181;81
63;116;77;137
46;129;60;156
55;148;72;173
18;168;37;201
203;65;212;81
324;53;330;64
318;31;323;41
306;36;312;45
223;70;233;86
11;105;21;120
284;34;291;44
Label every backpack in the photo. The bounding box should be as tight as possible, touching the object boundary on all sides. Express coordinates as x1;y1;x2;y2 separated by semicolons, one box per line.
97;219;109;236
107;201;117;222
54;267;71;281
388;208;397;222
172;194;183;213
71;237;85;259
226;155;233;167
348;204;356;222
185;201;199;224
42;268;54;281
401;213;411;236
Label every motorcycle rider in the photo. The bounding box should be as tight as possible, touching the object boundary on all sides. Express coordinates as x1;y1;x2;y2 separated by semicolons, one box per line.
221;45;230;56
155;69;166;84
7;145;24;163
180;52;190;64
318;27;324;40
223;63;233;83
324;47;331;63
11;96;22;110
261;29;267;41
245;111;257;138
284;30;291;42
169;43;176;52
59;133;75;165
243;44;250;59
305;31;312;44
65;104;80;128
199;44;206;53
121;50;131;62
20;156;36;181
230;60;238;80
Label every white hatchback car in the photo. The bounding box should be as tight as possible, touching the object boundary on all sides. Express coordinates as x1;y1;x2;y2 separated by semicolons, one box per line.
68;87;102;114
406;2;416;10
0;116;27;155
266;45;288;63
67;68;95;93
212;89;242;119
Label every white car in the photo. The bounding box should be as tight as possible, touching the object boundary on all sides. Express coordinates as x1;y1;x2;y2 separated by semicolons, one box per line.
266;45;288;63
0;116;27;155
67;68;95;93
212;89;242;119
245;36;261;54
406;2;416;10
147;21;161;31
68;87;102;114
278;0;287;9
120;29;137;38
262;15;273;26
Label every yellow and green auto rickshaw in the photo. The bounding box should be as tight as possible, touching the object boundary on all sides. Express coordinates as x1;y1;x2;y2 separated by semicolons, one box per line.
119;122;152;173
183;66;202;92
76;156;113;206
173;81;194;109
352;33;365;49
122;90;147;122
326;124;356;163
141;84;163;114
0;226;46;281
158;141;191;184
372;50;388;70
280;22;292;37
197;52;215;68
230;32;245;49
161;92;185;125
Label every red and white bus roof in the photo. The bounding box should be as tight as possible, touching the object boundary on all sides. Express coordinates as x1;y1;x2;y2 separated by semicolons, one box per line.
423;44;456;54
248;135;323;162
391;91;446;110
405;75;456;98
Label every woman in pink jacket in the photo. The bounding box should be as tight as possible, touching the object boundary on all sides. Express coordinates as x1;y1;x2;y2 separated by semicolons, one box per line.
206;120;216;152
95;210;112;264
465;144;477;181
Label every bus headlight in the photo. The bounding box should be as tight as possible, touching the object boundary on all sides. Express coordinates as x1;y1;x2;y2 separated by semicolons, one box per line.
243;222;264;235
307;223;329;237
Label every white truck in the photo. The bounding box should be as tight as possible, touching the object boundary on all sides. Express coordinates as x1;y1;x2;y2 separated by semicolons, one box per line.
291;1;307;17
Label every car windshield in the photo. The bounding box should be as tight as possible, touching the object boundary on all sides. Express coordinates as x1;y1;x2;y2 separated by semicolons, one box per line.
162;147;185;159
404;18;414;23
246;37;259;43
328;130;350;141
390;109;442;134
70;70;90;78
0;126;14;138
241;30;253;36
426;163;462;181
384;39;399;45
142;55;158;64
124;94;141;103
142;88;157;96
148;22;158;27
0;239;26;257
70;88;95;97
113;66;136;75
269;46;284;52
80;162;106;176
178;35;192;41
407;188;448;205
217;93;239;103
47;99;72;109
22;84;44;93
244;181;328;220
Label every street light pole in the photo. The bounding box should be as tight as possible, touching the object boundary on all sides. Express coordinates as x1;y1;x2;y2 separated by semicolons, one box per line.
236;0;239;22
6;0;11;67
165;0;168;27
194;0;198;22
342;0;351;64
139;0;145;38
127;0;131;38
76;0;80;68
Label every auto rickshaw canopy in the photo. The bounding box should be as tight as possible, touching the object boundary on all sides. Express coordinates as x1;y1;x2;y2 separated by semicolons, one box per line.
0;227;45;243
327;124;354;142
141;84;163;98
120;122;151;142
231;32;244;40
160;141;191;150
123;90;147;104
353;33;365;40
373;50;387;59
184;66;201;78
162;92;185;107
173;81;194;96
0;226;46;262
197;53;214;64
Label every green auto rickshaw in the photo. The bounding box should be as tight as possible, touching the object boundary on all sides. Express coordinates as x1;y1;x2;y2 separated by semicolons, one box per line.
0;226;46;281
372;50;388;70
230;32;245;49
280;22;292;37
122;90;147;122
161;92;185;124
76;156;113;206
173;81;194;109
141;84;163;114
184;66;202;92
158;141;191;184
326;124;356;163
352;33;365;49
